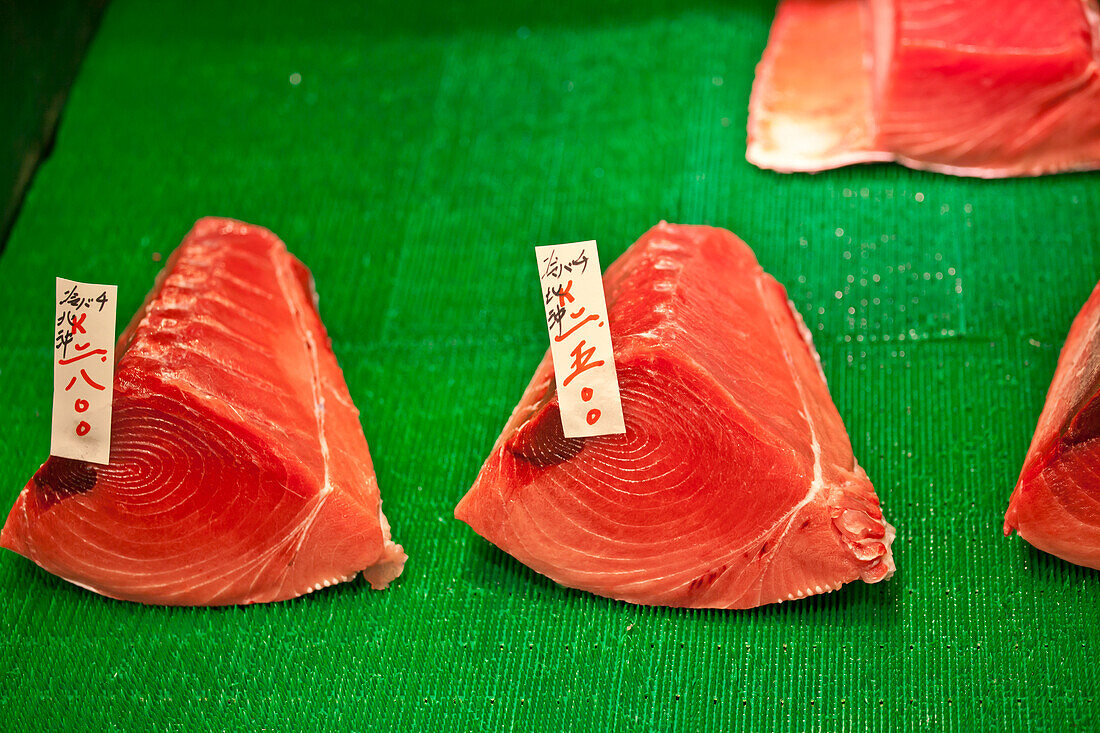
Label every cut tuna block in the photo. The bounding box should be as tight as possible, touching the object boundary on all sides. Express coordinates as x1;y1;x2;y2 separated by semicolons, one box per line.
456;223;894;609
747;0;890;172
1006;281;1100;569
748;0;1100;177
1;218;405;605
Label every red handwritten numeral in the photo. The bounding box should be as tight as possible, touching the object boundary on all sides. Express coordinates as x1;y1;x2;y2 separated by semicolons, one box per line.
65;368;106;391
563;339;605;388
58;348;108;366
553;313;601;343
75;421;91;437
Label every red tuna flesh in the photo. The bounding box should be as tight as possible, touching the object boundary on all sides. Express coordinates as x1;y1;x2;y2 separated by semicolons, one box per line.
1006;282;1100;569
455;223;895;609
748;0;1100;177
1;218;405;605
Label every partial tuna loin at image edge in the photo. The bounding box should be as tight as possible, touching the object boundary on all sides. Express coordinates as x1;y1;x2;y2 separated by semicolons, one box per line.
456;222;895;609
1006;281;1100;569
0;217;405;605
748;0;1100;177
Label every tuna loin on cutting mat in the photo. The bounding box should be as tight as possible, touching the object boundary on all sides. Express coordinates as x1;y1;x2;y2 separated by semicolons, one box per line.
0;218;405;605
455;223;894;609
748;0;1100;177
1006;282;1100;569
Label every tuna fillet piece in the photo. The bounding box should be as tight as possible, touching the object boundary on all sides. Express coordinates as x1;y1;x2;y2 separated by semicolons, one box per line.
455;223;894;609
748;0;1100;177
1006;282;1100;569
1;218;405;605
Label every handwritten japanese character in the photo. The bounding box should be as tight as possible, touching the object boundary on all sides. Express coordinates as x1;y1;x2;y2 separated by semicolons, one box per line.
569;250;589;274
546;305;567;336
59;285;87;310
554;310;602;343
65;368;106;391
541;249;562;280
58;348;108;366
563;339;605;387
55;329;74;357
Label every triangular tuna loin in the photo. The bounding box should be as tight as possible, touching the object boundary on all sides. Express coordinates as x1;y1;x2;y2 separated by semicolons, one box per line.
748;0;1100;177
1006;282;1100;569
1;218;405;605
456;223;895;609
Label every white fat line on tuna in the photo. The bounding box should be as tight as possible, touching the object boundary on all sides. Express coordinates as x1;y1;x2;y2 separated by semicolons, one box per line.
273;256;332;497
269;247;334;588
741;279;827;596
756;278;825;510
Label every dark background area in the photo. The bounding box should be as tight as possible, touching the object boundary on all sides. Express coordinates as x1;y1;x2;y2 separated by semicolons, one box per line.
0;0;108;249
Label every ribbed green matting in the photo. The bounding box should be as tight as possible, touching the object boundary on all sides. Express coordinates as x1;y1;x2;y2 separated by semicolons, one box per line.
1;1;1098;729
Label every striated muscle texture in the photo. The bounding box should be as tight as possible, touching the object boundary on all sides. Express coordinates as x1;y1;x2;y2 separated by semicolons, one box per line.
1006;281;1100;569
456;223;894;609
748;0;1100;177
1;218;405;605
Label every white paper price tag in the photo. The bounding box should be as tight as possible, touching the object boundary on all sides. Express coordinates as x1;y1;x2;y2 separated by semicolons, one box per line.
535;241;625;439
51;278;117;465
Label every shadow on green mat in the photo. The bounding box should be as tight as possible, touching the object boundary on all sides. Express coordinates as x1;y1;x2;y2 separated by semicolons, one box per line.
0;547;401;613
1020;543;1100;582
4;533;902;620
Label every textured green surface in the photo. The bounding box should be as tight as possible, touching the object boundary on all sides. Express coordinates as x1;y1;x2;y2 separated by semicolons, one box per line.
1;1;1099;730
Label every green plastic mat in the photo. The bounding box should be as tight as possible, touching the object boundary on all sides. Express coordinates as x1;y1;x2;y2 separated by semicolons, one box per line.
2;1;1099;729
